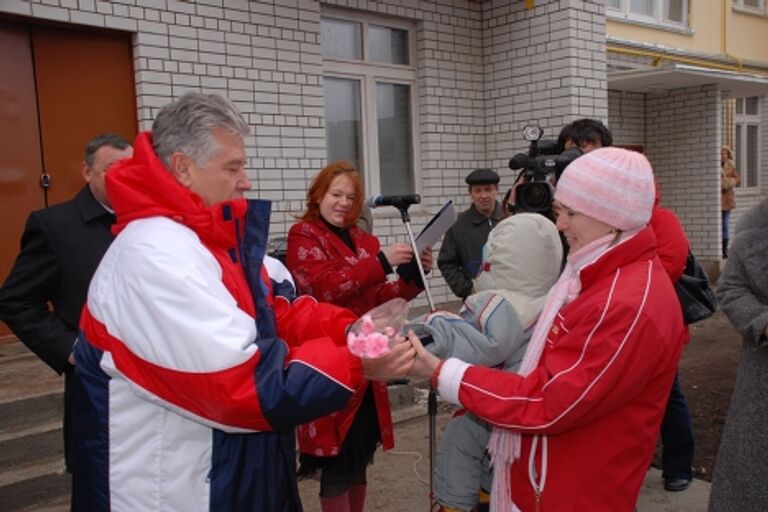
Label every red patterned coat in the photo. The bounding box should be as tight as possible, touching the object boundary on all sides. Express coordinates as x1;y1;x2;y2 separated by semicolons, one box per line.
286;219;423;455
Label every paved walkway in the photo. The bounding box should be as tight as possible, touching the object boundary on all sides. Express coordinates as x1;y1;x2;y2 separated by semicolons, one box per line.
638;468;710;512
334;395;712;512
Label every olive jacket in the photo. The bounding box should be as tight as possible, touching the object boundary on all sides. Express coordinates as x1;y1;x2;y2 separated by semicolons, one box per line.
437;202;502;299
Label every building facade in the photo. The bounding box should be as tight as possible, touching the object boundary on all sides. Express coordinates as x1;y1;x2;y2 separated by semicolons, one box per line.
0;0;765;307
606;0;768;267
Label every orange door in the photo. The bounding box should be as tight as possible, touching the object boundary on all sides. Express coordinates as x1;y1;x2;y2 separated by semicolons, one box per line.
31;25;137;206
0;21;136;339
0;21;45;307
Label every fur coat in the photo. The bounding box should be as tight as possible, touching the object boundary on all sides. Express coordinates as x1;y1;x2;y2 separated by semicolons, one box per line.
709;198;768;511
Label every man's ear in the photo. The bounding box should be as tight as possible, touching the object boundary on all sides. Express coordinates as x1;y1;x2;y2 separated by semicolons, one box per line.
169;152;192;188
81;161;92;183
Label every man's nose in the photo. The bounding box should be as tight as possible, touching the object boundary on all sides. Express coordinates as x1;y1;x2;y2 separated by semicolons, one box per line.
238;169;252;190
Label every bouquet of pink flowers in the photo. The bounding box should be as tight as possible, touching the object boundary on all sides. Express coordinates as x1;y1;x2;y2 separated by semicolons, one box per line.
347;298;410;358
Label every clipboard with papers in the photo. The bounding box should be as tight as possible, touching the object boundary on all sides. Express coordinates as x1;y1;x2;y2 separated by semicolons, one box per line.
395;200;456;281
412;200;457;252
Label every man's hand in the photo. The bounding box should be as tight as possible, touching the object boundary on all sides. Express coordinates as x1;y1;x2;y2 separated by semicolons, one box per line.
361;337;415;381
407;331;440;380
68;352;76;366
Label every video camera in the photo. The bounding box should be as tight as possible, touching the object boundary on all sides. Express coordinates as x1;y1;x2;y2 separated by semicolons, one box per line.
508;126;582;213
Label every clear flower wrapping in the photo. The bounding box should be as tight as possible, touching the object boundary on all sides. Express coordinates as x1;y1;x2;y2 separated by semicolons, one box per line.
346;298;410;358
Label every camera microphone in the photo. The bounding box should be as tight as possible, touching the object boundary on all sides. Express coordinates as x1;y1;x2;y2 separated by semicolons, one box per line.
367;194;421;208
509;153;530;170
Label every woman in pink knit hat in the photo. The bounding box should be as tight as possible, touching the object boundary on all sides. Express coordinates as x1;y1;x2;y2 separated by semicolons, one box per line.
409;147;687;512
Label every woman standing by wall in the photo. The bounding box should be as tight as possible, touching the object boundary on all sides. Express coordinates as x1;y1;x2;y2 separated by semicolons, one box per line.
721;146;740;258
286;160;432;512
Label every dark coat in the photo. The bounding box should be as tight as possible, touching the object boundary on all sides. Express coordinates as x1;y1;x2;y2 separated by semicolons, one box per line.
709;198;768;512
437;202;502;299
0;185;114;468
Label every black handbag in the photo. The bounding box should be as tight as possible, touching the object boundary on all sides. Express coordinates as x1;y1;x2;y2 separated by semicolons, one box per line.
674;250;718;324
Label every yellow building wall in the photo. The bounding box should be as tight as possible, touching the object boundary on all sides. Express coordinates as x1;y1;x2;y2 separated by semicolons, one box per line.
729;9;768;65
607;2;768;68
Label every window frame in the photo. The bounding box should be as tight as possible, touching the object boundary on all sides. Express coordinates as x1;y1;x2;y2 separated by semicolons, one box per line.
607;0;689;29
733;96;761;190
321;9;421;198
732;0;767;15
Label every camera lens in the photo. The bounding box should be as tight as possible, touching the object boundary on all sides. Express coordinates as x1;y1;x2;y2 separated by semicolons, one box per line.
516;182;554;213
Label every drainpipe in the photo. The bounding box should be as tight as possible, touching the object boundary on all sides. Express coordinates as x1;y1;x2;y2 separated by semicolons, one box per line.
607;44;754;74
722;0;744;71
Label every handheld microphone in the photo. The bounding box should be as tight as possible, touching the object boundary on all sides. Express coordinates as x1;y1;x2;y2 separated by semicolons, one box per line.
367;194;421;208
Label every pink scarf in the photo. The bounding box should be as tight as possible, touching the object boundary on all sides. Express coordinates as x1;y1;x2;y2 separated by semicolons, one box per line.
487;229;639;511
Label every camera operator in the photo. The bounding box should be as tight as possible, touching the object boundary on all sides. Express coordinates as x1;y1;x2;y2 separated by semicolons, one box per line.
557;118;695;492
556;117;613;153
438;169;503;300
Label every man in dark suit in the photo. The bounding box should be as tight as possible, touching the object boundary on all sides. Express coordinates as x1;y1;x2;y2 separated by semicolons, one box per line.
0;133;132;473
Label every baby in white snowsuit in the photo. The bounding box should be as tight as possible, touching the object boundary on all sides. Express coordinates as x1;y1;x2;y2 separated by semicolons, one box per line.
408;213;562;511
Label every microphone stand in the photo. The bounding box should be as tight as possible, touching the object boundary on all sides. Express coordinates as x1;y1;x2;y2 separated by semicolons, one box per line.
391;201;437;503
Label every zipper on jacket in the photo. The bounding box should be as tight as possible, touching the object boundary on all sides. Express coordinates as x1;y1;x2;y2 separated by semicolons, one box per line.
528;435;548;512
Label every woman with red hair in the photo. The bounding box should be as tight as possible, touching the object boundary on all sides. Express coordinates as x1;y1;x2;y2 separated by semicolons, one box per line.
286;161;432;512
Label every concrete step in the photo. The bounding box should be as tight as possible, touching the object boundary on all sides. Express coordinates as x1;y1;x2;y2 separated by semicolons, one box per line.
0;343;63;405
0;341;69;511
0;393;63;437
0;420;63;469
0;457;69;512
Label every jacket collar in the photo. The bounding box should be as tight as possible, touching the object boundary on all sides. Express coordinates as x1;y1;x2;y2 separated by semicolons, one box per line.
74;185;112;223
736;197;768;235
311;218;364;258
577;225;658;291
468;202;502;225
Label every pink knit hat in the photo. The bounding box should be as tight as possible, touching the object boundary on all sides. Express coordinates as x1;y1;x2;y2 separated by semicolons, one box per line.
554;147;655;231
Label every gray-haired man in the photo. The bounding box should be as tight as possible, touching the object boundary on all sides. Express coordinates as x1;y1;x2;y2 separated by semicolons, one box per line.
70;93;414;511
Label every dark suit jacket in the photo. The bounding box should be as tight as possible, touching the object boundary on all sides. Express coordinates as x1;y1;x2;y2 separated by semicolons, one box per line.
0;186;114;374
0;185;114;474
0;186;114;470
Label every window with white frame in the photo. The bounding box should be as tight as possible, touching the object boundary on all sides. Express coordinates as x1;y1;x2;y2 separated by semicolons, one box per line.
607;0;688;28
732;0;767;14
321;12;418;197
733;96;761;189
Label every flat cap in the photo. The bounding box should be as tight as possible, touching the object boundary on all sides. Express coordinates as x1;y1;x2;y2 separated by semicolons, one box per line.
465;168;500;185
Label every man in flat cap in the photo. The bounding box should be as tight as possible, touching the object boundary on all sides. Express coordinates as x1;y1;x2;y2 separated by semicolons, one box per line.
438;168;503;299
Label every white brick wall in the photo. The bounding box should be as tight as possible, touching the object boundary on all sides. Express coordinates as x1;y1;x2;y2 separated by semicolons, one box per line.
607;54;768;263
607;90;645;145
484;0;608;181
2;0;611;307
645;85;721;260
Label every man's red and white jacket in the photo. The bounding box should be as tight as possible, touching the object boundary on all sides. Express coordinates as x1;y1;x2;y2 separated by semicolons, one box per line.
71;132;362;512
